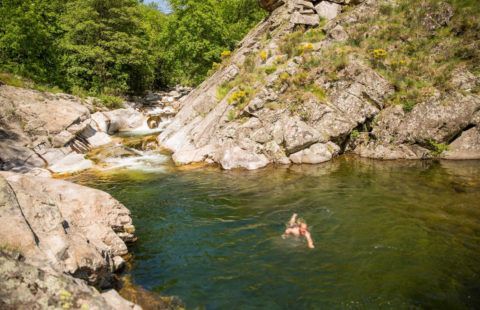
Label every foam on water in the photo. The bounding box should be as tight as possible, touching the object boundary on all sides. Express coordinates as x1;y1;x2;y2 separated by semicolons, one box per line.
100;151;169;172
118;120;172;137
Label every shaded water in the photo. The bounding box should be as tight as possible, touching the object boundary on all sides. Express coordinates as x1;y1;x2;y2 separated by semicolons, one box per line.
71;157;480;309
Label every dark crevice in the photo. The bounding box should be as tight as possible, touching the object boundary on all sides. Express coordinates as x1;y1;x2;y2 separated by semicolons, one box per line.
447;123;476;144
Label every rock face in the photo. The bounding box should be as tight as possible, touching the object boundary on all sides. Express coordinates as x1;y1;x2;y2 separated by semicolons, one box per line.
157;0;480;169
0;172;135;287
0;249;140;310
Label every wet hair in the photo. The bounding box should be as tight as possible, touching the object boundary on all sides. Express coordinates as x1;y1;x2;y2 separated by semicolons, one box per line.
297;217;306;225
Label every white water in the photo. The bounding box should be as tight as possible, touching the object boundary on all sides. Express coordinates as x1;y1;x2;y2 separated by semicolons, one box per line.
99;151;169;172
118;119;172;137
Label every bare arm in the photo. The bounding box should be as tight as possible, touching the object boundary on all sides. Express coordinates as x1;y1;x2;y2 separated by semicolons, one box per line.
282;227;294;239
288;213;298;226
305;231;315;249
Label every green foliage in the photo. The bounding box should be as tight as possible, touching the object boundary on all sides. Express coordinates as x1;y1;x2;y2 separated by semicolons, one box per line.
59;0;156;95
227;109;237;122
216;83;232;101
350;129;360;140
264;66;277;75
97;94;124;109
160;0;266;86
228;89;248;105
0;0;265;97
428;140;449;156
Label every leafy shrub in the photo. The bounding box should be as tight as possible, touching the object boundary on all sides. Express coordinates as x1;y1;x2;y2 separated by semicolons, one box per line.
98;95;124;109
428;140;449;156
264;66;277;75
221;50;232;58
228;90;248;105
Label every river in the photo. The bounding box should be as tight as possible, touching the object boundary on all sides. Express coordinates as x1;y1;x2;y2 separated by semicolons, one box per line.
70;156;480;309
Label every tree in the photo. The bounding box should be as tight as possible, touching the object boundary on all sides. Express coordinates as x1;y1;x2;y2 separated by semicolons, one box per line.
0;0;65;85
59;0;156;94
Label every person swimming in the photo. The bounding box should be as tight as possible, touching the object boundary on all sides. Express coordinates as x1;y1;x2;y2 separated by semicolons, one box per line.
282;213;315;249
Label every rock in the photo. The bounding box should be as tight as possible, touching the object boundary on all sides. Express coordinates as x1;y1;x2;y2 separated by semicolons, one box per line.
328;24;349;41
259;0;285;12
289;142;340;164
443;127;480;160
112;256;126;272
102;290;141;310
0;250;117;310
450;68;478;91
37;147;72;166
291;11;320;26
283;116;322;154
0;172;136;287
52;130;75;148
218;143;269;170
0;85;90;138
103;109;145;134
421;2;454;31
0;142;45;171
49;153;93;174
315;1;341;20
354;142;431;160
91;112;111;133
396;93;480;145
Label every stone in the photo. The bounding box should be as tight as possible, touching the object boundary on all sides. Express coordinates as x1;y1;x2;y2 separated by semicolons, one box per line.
0;250;118;310
282;116;322;154
421;2;454;31
38;147;72;166
443;127;480;160
91;112;110;133
0;85;90;137
102;290;141;310
52;130;75;148
289;142;340;164
259;0;285;12
315;1;341;20
218;144;270;170
354;142;431;160
329;24;349;41
103;108;145;134
0;142;45;170
0;172;136;287
49;153;93;174
112;256;126;272
450;68;478;91
396;93;480;145
291;11;320;26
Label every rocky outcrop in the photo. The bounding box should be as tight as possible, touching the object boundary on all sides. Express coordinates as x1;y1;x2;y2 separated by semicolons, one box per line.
157;0;480;169
0;249;139;310
0;171;139;308
0;172;135;286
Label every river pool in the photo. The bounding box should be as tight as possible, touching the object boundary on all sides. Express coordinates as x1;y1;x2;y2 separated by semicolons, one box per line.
71;157;480;309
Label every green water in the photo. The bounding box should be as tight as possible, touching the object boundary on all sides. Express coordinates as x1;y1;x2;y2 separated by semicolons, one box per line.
71;157;480;309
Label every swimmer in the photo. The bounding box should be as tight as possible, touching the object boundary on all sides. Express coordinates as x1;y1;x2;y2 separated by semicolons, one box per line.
282;213;315;249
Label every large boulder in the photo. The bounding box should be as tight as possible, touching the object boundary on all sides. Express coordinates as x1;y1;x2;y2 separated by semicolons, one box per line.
289;142;340;164
0;172;135;287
